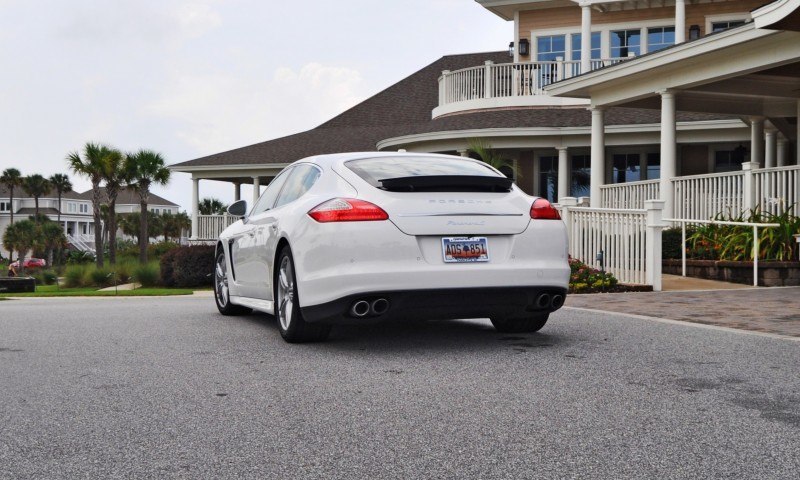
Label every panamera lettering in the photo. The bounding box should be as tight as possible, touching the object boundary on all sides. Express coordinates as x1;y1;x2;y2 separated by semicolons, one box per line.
447;220;485;226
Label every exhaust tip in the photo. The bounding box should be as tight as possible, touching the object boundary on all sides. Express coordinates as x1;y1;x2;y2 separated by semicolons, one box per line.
350;300;370;317
371;298;389;316
535;293;551;310
550;294;564;310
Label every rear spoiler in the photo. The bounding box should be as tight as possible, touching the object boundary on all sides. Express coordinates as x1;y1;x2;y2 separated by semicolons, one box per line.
378;175;513;193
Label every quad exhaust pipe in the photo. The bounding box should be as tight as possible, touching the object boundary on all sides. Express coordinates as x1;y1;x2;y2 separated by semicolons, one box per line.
533;293;564;311
349;298;389;318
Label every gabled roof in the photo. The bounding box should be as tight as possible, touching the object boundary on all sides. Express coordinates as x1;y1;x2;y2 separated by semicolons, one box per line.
78;187;179;207
0;185;86;200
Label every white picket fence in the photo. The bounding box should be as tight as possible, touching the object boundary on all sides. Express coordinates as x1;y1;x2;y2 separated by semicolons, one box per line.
600;179;659;209
558;198;664;290
196;214;239;241
672;170;745;220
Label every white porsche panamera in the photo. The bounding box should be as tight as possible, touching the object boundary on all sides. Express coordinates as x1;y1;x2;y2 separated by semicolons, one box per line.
214;152;569;342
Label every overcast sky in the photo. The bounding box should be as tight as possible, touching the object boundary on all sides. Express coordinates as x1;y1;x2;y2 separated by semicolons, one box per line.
0;0;510;211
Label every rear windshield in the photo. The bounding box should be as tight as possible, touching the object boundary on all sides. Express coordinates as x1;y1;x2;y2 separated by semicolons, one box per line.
345;156;501;188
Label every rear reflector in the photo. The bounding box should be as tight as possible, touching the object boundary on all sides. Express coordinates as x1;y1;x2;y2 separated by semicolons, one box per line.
308;198;389;223
530;198;561;220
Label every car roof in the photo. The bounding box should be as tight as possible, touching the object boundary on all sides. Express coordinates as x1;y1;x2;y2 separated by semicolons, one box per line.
294;151;488;169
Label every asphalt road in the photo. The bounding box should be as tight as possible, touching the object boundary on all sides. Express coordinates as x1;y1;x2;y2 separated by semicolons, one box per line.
1;296;799;479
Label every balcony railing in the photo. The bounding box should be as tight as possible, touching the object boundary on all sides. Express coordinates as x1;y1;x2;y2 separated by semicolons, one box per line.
195;214;240;241
438;58;627;107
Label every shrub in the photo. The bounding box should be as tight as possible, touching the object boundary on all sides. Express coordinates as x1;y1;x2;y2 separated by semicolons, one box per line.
133;262;160;287
33;270;58;286
64;265;88;287
160;245;215;288
66;250;95;265
89;267;111;287
569;257;618;293
113;260;136;284
662;227;697;260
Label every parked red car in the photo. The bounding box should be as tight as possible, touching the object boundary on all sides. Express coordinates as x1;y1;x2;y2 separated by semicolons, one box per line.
8;258;46;276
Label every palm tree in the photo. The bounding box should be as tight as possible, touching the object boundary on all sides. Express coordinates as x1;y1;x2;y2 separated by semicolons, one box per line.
38;221;66;267
2;220;36;275
162;211;190;243
124;150;171;263
99;148;126;265
67;142;115;267
1;168;23;225
49;173;73;225
198;197;227;215
22;174;51;222
467;138;518;180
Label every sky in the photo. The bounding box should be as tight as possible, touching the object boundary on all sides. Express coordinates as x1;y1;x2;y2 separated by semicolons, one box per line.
0;0;510;211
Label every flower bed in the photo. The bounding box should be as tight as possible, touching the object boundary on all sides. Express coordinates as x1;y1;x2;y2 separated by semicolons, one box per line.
569;258;652;294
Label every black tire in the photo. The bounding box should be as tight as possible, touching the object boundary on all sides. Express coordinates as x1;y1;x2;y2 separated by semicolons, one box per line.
214;251;252;316
275;246;331;343
490;313;549;333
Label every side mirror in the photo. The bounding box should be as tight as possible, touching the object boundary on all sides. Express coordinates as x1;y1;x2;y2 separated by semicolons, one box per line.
227;200;248;218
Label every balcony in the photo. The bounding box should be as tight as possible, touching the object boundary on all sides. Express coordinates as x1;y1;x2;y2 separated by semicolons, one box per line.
434;58;627;118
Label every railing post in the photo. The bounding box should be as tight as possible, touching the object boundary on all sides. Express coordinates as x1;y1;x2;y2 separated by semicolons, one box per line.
559;197;578;248
753;225;759;287
441;70;450;105
645;200;665;291
742;161;758;213
556;56;565;81
484;61;493;99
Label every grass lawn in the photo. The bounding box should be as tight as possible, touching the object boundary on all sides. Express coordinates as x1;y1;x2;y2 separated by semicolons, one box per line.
0;285;194;298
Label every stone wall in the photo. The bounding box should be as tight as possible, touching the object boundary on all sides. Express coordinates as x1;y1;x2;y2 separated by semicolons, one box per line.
663;260;800;287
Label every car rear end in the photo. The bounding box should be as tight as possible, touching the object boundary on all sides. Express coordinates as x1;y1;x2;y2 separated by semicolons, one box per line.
296;154;569;323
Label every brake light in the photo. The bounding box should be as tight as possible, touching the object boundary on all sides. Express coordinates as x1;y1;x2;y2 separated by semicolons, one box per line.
530;198;561;220
308;198;389;222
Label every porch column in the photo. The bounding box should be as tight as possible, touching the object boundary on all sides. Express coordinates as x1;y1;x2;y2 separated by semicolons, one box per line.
750;116;765;166
659;90;677;220
234;182;241;202
580;2;592;74
557;147;569;202
675;0;686;43
252;176;261;205
777;136;788;167
764;128;777;168
590;106;605;207
191;177;199;239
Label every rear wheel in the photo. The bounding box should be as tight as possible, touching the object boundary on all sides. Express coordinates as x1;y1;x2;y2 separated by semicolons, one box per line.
275;247;331;343
214;251;251;315
491;313;549;333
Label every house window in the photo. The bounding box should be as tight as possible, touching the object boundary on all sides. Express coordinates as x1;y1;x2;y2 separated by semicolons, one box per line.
646;153;661;180
570;32;601;60
571;155;591;197
539;156;558;203
647;27;675;52
154;208;160;214
536;35;566;61
610;29;641;58
81;204;88;213
712;20;745;32
0;201;10;212
612;154;641;183
714;150;745;172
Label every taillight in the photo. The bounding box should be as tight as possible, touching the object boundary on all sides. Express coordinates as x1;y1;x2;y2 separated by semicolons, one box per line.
530;198;561;220
308;198;389;222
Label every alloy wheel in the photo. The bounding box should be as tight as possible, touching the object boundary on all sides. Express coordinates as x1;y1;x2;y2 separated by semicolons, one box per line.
277;255;294;331
215;254;229;307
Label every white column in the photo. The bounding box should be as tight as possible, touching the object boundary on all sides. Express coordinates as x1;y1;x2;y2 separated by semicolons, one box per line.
750;116;765;167
797;100;800;165
777;136;788;167
590;107;605;207
513;11;520;63
765;128;777;168
675;0;686;43
741;161;758;212
458;149;469;157
580;2;592;74
191;177;199;239
557;147;569;202
645;200;665;292
252;176;261;205
234;182;241;202
659;90;677;220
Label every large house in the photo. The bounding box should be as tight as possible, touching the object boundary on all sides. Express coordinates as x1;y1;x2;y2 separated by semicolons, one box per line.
0;186;179;258
170;0;799;288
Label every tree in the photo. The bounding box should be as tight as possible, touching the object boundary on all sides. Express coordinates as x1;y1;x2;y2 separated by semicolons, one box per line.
38;221;66;267
124;150;171;263
99;148;125;265
1;168;23;226
67;142;116;267
22;174;51;222
162;211;190;243
119;213;142;244
467;138;518;180
2;220;36;275
198;197;227;215
49;173;73;224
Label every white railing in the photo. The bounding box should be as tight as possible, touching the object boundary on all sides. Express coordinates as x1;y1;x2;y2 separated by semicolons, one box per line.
754;165;800;216
67;234;95;253
600;179;660;209
196;214;240;241
558;198;664;289
439;58;627;106
672;170;745;220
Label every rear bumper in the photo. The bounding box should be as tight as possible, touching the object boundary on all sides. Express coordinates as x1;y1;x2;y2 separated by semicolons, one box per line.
301;286;567;324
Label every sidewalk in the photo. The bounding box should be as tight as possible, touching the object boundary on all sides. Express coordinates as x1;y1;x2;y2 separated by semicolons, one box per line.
566;280;800;337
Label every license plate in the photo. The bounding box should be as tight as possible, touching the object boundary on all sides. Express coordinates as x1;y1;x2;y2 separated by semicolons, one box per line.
442;237;489;263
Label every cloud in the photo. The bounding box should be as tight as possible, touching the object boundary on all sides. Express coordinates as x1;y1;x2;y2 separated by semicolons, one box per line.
146;62;366;155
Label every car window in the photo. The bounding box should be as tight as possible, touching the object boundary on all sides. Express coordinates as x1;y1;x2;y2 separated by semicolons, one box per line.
250;168;292;216
274;164;321;208
345;156;500;188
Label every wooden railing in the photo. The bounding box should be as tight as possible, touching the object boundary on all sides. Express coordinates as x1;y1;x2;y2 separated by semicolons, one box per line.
600;180;660;209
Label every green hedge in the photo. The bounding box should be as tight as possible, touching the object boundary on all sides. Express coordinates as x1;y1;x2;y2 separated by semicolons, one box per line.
160;245;215;288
